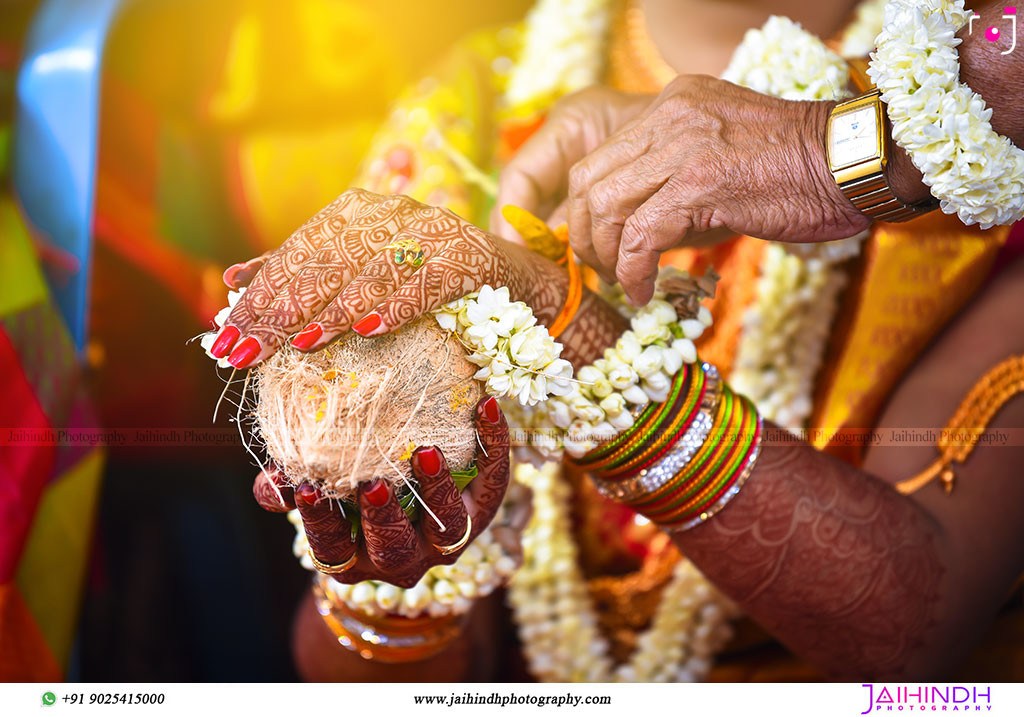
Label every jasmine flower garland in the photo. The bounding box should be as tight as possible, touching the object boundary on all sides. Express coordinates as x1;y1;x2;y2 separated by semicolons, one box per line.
722;15;849;100
508;460;738;682
290;507;519;619
432;285;575;406
433;268;713;457
868;0;1024;229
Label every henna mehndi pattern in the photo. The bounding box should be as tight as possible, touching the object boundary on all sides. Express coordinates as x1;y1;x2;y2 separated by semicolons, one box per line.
214;188;625;368
280;399;513;590
678;440;944;679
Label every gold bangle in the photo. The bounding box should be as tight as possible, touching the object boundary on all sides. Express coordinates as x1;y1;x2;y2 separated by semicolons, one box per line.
431;516;473;556
308;549;358;575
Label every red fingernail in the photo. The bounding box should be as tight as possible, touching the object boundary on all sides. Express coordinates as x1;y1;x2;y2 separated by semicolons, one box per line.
210;325;241;358
416;446;442;477
222;263;243;287
352;312;382;337
296;483;320;506
291;322;323;350
363;479;390;507
482;396;501;424
227;336;261;369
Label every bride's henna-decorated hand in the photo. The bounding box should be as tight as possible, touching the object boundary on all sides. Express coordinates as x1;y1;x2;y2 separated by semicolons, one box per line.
253;397;512;589
207;188;566;369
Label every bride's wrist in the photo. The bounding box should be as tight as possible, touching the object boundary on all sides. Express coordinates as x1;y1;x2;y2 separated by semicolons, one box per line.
493;232;627;366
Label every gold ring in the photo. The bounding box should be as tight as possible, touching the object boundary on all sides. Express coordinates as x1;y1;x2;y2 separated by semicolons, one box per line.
308;549;358;575
384;238;424;268
431;515;472;556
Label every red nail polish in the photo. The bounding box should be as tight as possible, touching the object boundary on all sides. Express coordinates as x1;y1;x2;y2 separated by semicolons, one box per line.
210;325;241;358
352;312;382;337
363;479;390;507
296;483;320;506
416;446;442;477
227;336;261;369
291;322;323;350
482;396;501;424
222;263;243;287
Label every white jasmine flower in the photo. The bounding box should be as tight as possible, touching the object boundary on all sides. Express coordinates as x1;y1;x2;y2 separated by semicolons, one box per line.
633;345;665;378
662;346;684;376
631;312;671;345
614;332;643;363
679;319;705;341
672;338;698;364
435;311;457;331
598;393;627;417
607;363;639;390
549;399;572;429
622;384;650;406
608;408;635;431
569;396;605;424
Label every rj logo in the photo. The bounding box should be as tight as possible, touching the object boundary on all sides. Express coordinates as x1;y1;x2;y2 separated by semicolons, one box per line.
969;6;1017;54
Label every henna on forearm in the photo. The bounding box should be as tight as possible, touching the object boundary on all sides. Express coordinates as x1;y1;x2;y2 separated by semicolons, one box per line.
675;434;947;679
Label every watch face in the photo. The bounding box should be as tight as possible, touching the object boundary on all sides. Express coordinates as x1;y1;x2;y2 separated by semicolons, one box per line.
830;106;879;169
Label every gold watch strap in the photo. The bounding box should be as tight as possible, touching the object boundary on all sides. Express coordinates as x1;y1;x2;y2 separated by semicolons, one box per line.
840;172;932;222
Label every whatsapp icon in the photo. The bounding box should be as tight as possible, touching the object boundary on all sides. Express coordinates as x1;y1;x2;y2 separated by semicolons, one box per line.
42;691;56;706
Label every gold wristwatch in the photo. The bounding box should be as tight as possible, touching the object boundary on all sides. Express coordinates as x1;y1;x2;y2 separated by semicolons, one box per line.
825;89;934;222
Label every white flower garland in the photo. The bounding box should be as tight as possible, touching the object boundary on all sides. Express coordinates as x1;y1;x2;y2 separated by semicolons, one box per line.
290;508;518;619
433;270;710;456
721;17;859;431
838;0;889;57
503;0;614;113
869;0;1024;229
729;247;850;431
432;285;574;406
546;271;710;457
722;15;849;100
508;460;737;682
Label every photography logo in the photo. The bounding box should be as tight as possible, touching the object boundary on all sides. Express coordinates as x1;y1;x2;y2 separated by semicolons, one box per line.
860;684;993;713
968;7;1017;55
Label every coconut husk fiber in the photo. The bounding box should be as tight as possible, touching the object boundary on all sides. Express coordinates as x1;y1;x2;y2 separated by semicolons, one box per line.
253;316;484;500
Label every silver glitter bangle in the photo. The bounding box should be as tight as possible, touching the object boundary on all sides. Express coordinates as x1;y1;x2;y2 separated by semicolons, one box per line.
592;364;722;503
663;410;763;533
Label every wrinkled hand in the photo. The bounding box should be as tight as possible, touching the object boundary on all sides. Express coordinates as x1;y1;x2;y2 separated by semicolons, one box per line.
566;75;869;305
209;189;543;368
490;86;653;242
254;398;515;588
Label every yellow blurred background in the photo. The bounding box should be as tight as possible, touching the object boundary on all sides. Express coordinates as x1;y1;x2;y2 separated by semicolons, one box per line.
102;0;530;254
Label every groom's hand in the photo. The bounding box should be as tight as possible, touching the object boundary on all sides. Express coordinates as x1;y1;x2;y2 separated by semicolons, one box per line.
566;75;871;305
490;87;653;243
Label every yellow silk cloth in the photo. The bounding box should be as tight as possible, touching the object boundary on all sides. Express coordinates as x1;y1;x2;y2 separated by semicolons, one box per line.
812;216;1010;463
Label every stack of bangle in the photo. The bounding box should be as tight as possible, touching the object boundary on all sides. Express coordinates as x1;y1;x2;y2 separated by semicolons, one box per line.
571;362;762;532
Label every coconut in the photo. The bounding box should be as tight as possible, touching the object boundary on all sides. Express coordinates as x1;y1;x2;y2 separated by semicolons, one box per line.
253;316;484;499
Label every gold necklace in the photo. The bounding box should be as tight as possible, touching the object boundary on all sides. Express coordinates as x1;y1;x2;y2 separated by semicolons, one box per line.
607;0;677;93
898;355;1024;495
